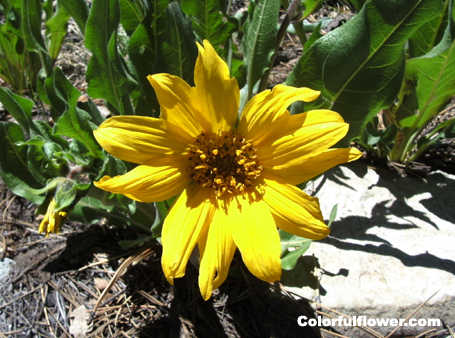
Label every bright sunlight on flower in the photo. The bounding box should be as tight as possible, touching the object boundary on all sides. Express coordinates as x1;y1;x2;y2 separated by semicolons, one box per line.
93;40;362;300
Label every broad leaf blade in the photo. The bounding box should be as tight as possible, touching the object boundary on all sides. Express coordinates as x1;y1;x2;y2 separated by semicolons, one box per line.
21;0;53;75
405;4;455;133
0;87;36;137
181;0;236;58
59;0;89;34
285;0;443;146
85;0;137;113
157;2;198;84
128;0;168;115
0;122;45;203
408;0;450;58
52;68;103;159
242;0;280;101
46;1;71;62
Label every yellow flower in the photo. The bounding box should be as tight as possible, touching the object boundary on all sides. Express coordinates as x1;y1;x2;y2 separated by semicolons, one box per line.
94;40;362;300
39;198;68;236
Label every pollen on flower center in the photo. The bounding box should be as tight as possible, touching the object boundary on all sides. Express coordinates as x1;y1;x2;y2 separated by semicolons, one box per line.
187;130;263;196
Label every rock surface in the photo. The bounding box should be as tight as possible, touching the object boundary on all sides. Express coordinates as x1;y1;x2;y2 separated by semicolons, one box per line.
282;164;455;337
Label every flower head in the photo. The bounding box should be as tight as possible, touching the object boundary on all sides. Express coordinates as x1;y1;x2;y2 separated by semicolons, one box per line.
39;198;68;236
94;40;362;300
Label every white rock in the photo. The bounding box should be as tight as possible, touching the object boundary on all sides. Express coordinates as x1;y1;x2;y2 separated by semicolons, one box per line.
282;164;455;337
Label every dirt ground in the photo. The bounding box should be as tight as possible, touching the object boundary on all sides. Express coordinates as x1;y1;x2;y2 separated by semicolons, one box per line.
1;2;455;338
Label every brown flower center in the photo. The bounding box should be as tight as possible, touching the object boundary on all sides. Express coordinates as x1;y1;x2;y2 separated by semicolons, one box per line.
187;130;263;196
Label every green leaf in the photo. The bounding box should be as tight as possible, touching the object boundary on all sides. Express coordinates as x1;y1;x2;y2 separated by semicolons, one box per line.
128;0;168;115
70;195;124;226
302;0;322;19
347;0;367;12
405;7;455;134
328;204;338;228
21;0;53;75
46;0;71;62
0;87;36;136
242;0;280;103
408;0;450;58
156;2;198;85
285;0;443;146
302;21;322;53
279;229;312;271
0;122;45;203
85;0;137;113
24;139;68;184
119;0;144;36
181;0;237;58
59;0;89;34
50;68;103;159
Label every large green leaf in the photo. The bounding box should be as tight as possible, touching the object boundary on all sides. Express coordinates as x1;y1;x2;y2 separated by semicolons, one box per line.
46;0;71;62
285;0;443;146
157;2;198;85
119;0;149;36
0;122;45;203
399;1;455;150
180;0;236;58
52;68;103;159
59;0;89;34
127;0;168;115
24;138;68;184
85;0;137;113
0;87;37;137
408;0;450;58
242;0;280;103
21;0;53;75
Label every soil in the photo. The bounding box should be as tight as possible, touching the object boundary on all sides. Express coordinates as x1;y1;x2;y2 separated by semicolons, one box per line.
1;2;455;338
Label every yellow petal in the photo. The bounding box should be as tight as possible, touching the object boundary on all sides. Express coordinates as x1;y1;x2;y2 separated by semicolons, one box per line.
148;74;202;143
283;109;346;135
264;147;363;185
258;110;349;169
94;116;188;164
94;155;191;203
198;203;237;300
161;184;214;284
229;193;282;283
238;85;320;147
261;175;330;240
193;40;239;133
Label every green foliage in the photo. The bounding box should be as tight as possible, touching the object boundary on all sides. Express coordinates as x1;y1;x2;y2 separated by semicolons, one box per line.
158;2;198;84
389;0;455;162
181;0;237;58
0;122;45;204
242;0;280;105
85;0;138;114
286;0;443;147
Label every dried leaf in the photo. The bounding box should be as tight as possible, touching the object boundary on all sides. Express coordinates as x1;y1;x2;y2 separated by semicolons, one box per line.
69;305;91;338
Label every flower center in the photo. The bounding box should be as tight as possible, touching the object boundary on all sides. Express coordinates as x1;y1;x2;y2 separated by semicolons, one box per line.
188;130;263;196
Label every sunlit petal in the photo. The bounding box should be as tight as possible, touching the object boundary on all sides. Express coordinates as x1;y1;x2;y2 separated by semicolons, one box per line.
94;155;191;203
238;85;320;147
261;175;330;240
148;74;202;143
229;193;281;283
94;116;188;164
258;110;349;169
161;184;214;284
198;203;237;300
193;40;239;133
264;147;363;185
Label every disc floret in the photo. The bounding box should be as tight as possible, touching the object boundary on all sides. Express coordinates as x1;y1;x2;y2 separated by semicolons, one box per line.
188;130;263;196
